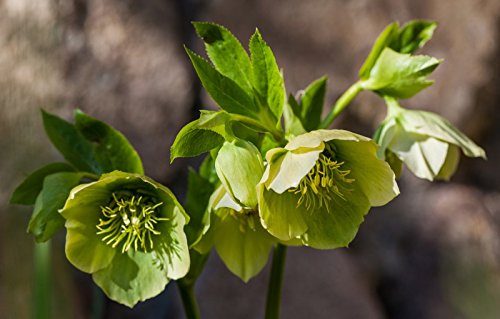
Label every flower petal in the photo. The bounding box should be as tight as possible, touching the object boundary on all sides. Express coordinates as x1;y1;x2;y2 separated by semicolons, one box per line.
214;209;275;282
154;206;190;280
65;226;116;273
390;132;448;181
436;144;460;180
301;185;370;249
264;147;322;194
215;140;263;207
400;110;486;158
335;139;399;206
258;184;308;241
285;129;367;151
92;251;170;308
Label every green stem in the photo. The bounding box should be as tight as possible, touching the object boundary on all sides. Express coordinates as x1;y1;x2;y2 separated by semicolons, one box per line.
230;113;286;144
33;241;51;319
177;281;201;319
265;243;288;319
319;81;363;129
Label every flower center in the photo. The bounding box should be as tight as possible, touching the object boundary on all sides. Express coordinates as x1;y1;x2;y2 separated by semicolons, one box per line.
96;192;168;253
289;146;354;211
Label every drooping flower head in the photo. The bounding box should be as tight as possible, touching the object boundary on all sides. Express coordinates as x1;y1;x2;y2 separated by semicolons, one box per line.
195;185;276;282
60;171;190;307
374;97;486;181
258;129;399;249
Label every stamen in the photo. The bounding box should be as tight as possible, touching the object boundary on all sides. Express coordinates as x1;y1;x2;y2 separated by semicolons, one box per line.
96;192;169;253
288;146;355;212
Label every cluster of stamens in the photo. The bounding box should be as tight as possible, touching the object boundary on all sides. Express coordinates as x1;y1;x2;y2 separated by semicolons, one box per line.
96;192;169;253
288;144;354;211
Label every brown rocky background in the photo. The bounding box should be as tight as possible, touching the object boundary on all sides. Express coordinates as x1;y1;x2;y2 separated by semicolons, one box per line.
2;0;500;318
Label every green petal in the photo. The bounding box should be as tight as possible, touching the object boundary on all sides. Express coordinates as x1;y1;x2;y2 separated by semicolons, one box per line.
214;209;275;282
373;118;398;159
92;251;170;308
153;206;190;280
285;129;367;151
300;186;370;249
61;181;116;273
389;132;449;181
436;145;460;180
264;147;322;194
334;139;399;207
65;226;116;274
386;150;404;179
215;140;263;207
400;110;486;158
258;184;308;241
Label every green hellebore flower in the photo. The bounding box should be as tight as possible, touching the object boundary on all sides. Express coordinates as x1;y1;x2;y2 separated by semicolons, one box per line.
258;129;399;249
59;171;190;307
195;185;276;282
374;98;486;181
215;139;264;208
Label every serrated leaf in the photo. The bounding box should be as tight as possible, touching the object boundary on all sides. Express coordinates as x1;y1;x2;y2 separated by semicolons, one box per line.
193;22;253;94
198;110;233;139
10;162;75;205
170;119;225;162
185;48;259;118
284;94;306;136
297;76;327;131
361;48;441;99
390;20;437;54
359;20;437;79
42;110;101;174
249;29;285;121
74;110;144;175
28;172;84;242
359;22;399;79
184;168;215;247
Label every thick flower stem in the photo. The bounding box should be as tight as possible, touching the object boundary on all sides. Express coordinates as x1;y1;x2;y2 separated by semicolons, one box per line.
34;241;51;319
265;243;288;319
319;81;363;129
177;281;201;319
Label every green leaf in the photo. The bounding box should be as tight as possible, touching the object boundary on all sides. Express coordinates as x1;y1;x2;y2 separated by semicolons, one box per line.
10;162;75;205
361;48;441;99
170;119;225;162
193;22;253;94
74;110;144;174
28;172;84;242
359;22;399;79
359;20;437;79
199;154;219;185
185;47;259;118
184;168;215;246
198;110;234;139
42;110;101;174
295;76;327;131
390;20;437;54
284;94;307;136
249;29;286;121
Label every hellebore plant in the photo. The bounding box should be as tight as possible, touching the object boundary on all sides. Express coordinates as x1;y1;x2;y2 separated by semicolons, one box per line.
11;19;486;319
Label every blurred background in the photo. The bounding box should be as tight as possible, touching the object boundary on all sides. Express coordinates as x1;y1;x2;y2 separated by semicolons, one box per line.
2;0;500;318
